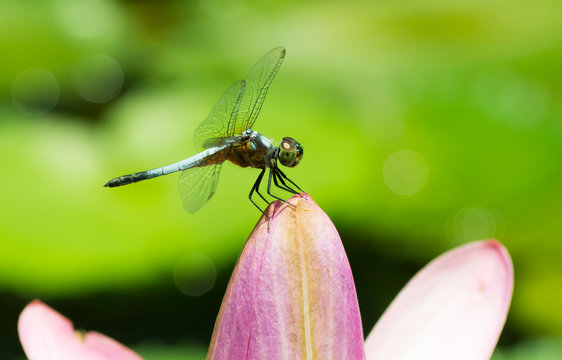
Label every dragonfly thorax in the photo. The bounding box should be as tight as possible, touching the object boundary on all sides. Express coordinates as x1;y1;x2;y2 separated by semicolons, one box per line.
224;130;275;169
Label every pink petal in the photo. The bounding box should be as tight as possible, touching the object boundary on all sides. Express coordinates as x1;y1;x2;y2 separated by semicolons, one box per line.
208;193;365;360
365;240;513;360
18;300;142;360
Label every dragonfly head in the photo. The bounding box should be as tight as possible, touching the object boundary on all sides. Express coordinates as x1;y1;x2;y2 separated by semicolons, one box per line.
278;137;303;167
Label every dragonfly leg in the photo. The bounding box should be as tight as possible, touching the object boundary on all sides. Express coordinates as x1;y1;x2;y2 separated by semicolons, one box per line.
273;169;299;194
275;167;303;193
267;168;296;209
249;168;268;214
266;168;286;202
253;168;269;205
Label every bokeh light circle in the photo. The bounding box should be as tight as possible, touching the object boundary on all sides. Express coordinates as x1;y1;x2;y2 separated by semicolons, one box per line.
472;69;550;129
452;207;497;243
75;54;124;103
12;68;60;116
383;149;429;196
173;253;217;297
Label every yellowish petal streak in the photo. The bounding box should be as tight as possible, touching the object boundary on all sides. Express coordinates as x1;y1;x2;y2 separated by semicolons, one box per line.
296;207;313;360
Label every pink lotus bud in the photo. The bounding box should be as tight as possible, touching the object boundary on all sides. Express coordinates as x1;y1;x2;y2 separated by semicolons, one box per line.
207;193;365;360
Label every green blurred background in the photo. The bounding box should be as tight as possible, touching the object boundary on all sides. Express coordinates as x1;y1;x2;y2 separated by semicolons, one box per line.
1;0;562;358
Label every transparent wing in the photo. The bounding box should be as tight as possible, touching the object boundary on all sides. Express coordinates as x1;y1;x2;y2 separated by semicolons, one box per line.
178;163;224;213
201;135;244;150
192;47;285;151
235;47;286;134
193;80;245;151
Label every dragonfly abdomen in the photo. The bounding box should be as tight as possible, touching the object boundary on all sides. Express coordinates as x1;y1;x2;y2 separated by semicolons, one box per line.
104;146;227;188
104;171;152;187
104;161;192;188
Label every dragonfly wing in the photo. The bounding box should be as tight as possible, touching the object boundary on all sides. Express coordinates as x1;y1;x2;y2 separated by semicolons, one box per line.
236;47;286;134
202;135;244;149
178;162;224;213
193;48;285;149
193;80;245;151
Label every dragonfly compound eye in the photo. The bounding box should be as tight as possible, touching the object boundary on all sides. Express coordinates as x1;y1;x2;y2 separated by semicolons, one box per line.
279;137;303;167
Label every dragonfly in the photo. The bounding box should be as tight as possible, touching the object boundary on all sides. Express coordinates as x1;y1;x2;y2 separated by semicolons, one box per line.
104;47;303;213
